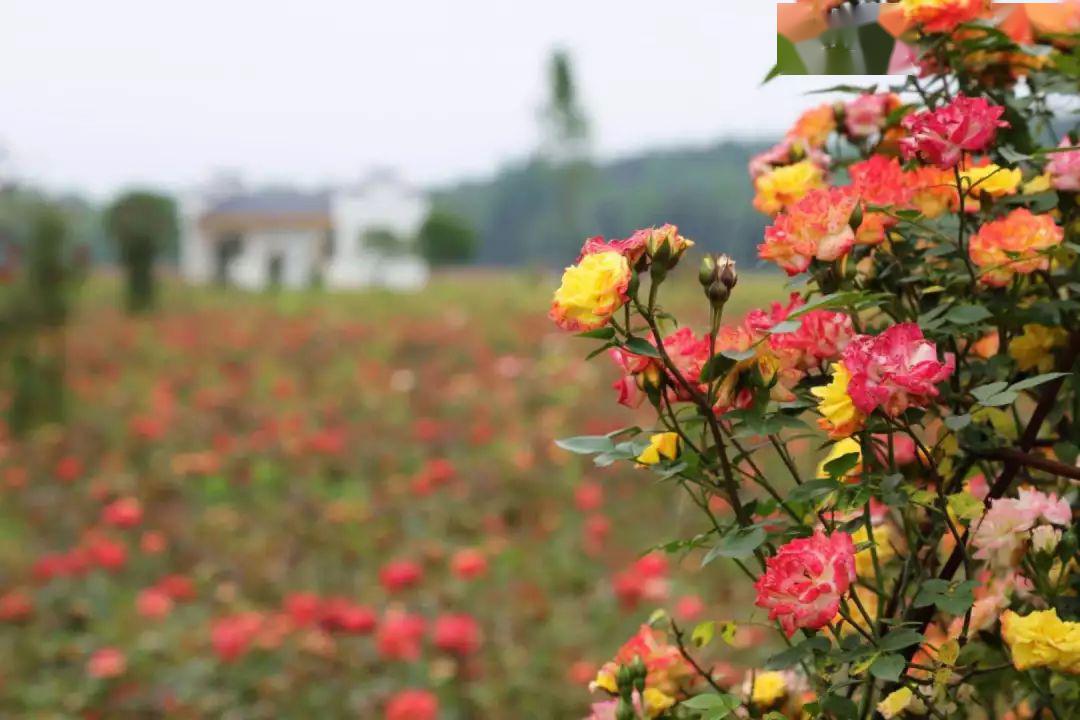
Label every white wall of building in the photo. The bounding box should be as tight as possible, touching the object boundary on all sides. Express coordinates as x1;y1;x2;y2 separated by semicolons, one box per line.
178;175;431;291
327;180;430;290
226;229;320;290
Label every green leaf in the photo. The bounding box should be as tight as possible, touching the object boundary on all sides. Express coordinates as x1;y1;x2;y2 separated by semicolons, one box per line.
769;320;801;335
790;479;840;504
947;491;985;522
765;636;830;670
692;621;715;648
577;326;615;340
869;653;906;682
945;304;992;325
766;34;808;82
681;692;741;717
821;693;859;720
944;414;971;431
712;526;767;561
823;452;860;480
623;336;661;358
1009;371;1069;392
880;628;925;652
554;435;614;455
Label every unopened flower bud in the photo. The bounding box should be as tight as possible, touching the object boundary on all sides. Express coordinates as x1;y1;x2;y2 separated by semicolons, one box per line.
616;664;634;694
615;698;636;720
644;224;694;269
630;655;647;693
698;254;717;287
715;254;737;291
707;279;730;307
848;202;864;232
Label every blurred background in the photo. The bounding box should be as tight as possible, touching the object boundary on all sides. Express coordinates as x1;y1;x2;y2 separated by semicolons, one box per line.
0;2;834;717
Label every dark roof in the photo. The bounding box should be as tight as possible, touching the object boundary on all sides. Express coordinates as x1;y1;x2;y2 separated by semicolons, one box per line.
205;189;331;217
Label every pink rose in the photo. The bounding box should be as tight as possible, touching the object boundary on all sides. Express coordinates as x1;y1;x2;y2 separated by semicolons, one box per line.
841;323;954;416
1047;137;1080;192
754;531;856;637
844;93;900;139
900;95;1009;168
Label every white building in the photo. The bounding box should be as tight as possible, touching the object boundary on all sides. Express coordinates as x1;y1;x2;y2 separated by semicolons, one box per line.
179;173;430;290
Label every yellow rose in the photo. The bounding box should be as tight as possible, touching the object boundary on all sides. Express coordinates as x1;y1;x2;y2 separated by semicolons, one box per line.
1009;324;1068;373
876;687;926;719
816;436;862;480
1001;608;1080;675
550;250;631;331
753;161;826;216
751;671;788;707
961;164;1022;198
1023;172;1053;195
636;432;680;465
852;523;897;578
811;363;865;439
642;688;676;718
834;586;880;637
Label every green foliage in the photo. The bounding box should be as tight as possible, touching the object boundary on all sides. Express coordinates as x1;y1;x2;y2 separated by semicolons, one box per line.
417;209;476;265
105;191;177;313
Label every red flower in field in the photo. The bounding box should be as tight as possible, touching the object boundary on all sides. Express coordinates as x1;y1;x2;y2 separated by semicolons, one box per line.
900;95;1008;168
284;592;323;627
450;548;488;581
384;689;438;720
102;497;143;528
613;553;670;610
380;560;423;593
634;552;669;579
674;594;705;622
136;588;173;619
86;537;127;573
140;531;167;554
211;613;264;663
129;414;166;441
54;456;82;483
583;514;611;555
0;590;33;623
433;613;482;656
754;531;856;637
841;323;954;416
321;598;377;634
308;425;347;455
87;648;126;679
574;481;604;513
155;574;196;602
376;610;426;661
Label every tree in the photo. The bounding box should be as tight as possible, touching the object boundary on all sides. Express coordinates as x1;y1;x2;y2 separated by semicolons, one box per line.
105;191;176;313
2;203;84;436
417;209;476;266
538;50;593;262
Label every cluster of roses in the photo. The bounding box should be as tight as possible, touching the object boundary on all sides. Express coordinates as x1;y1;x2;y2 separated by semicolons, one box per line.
551;1;1080;717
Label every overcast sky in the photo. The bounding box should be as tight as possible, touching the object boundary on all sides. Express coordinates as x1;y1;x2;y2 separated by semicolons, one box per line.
2;1;867;198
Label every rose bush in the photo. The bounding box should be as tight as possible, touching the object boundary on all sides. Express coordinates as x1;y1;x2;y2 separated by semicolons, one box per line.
554;5;1080;718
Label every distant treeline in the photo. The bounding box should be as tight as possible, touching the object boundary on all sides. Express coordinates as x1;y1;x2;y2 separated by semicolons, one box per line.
1;139;775;271
432;140;773;268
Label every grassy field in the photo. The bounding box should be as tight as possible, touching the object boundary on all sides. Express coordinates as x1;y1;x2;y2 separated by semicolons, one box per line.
0;269;794;718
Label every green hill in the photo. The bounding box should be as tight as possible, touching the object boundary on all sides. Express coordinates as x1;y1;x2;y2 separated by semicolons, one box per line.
432;139;772;268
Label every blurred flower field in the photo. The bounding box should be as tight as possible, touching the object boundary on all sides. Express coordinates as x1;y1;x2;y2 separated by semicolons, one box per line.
0;271;788;718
